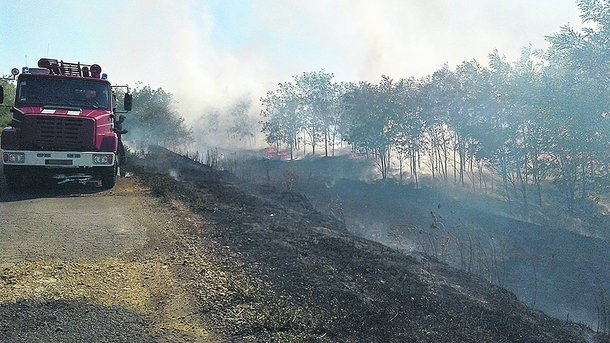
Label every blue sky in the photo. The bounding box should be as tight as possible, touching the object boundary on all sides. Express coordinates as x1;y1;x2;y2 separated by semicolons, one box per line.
0;0;583;118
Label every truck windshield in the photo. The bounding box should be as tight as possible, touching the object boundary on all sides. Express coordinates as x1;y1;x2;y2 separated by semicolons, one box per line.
16;76;111;110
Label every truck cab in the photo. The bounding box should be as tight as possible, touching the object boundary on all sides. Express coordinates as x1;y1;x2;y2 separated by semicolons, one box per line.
0;58;132;189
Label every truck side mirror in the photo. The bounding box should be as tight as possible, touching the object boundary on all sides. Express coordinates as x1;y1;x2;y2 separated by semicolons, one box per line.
124;93;132;111
0;86;4;104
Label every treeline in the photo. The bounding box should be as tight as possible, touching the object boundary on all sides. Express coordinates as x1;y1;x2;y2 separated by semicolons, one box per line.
259;0;610;211
121;84;192;150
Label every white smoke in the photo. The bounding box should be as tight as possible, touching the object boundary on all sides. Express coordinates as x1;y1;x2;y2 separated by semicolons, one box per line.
103;0;581;125
0;0;582;126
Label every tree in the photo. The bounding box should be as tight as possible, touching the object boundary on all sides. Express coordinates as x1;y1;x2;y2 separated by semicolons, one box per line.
293;71;337;156
392;77;425;186
260;82;303;159
227;97;256;146
544;0;610;210
340;76;403;179
451;59;496;189
0;78;16;128
420;64;460;182
128;85;192;150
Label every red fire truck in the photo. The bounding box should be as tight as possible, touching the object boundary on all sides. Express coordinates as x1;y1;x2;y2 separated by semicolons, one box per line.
0;58;132;189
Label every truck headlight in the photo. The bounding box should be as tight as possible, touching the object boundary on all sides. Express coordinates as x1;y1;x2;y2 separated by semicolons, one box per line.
3;152;25;163
92;154;114;165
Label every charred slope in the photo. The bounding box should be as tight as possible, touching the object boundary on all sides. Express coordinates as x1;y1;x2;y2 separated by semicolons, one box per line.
134;148;605;343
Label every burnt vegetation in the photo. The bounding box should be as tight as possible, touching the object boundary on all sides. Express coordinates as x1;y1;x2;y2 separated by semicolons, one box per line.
130;147;608;342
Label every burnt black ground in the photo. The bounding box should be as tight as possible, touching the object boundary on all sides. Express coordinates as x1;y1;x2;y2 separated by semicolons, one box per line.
134;147;608;343
234;153;610;331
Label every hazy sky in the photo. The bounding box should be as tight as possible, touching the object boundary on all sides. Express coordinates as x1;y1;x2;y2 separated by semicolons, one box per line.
0;0;583;118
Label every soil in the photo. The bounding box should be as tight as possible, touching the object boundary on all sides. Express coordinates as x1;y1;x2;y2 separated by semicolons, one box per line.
0;148;608;342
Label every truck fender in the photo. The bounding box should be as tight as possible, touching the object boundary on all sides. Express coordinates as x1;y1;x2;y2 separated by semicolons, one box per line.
0;127;19;150
99;134;118;152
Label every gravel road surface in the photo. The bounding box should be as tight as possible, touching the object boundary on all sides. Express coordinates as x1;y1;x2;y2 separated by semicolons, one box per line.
0;177;209;342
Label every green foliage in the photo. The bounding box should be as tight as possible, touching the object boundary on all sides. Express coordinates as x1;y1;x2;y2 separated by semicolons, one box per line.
0;111;11;128
126;84;192;150
340;76;421;179
260;70;339;159
341;79;393;151
0;79;16;128
294;70;338;156
227;97;256;143
543;0;610;209
260;81;302;159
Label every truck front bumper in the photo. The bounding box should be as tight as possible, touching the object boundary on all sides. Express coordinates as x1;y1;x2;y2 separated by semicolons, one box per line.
2;150;115;168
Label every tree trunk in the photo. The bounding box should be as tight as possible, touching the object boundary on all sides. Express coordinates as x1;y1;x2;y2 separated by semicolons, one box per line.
441;130;449;180
453;143;458;183
312;127;316;155
324;129;329;157
412;149;419;188
500;153;512;203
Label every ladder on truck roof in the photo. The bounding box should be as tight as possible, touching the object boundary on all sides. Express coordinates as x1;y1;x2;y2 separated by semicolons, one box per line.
37;58;97;77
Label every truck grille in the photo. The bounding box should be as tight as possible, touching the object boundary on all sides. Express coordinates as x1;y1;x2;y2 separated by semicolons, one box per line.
23;116;95;151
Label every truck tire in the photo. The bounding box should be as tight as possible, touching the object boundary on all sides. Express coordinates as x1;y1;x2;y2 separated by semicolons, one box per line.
101;166;117;189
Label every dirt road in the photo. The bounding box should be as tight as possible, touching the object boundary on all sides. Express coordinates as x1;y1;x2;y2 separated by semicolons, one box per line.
0;177;209;342
0;190;146;262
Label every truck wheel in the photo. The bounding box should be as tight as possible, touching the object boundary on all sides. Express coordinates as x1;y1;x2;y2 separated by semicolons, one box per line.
101;166;117;189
